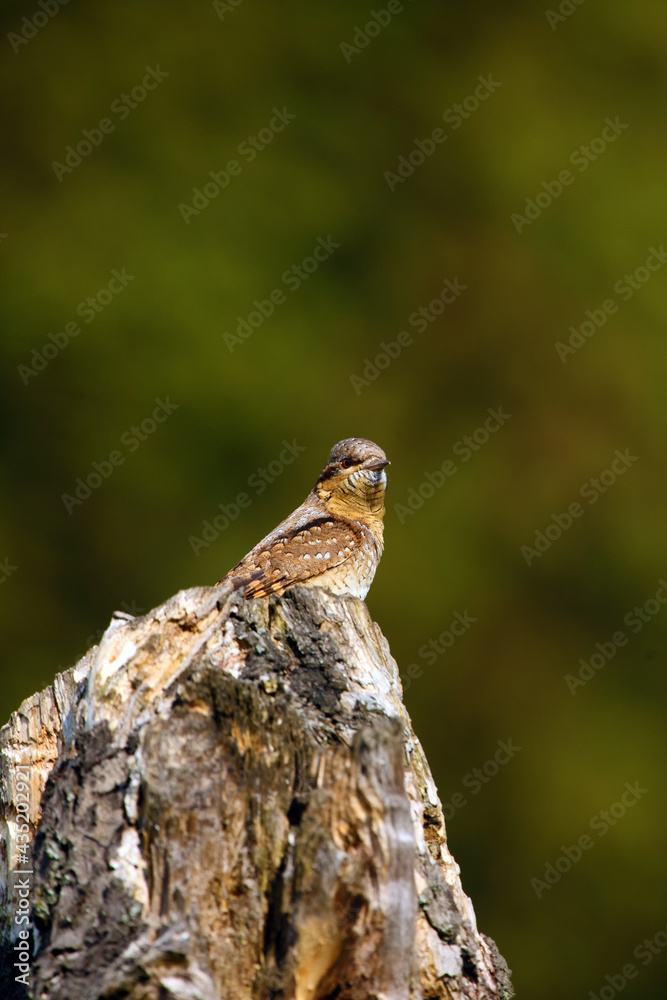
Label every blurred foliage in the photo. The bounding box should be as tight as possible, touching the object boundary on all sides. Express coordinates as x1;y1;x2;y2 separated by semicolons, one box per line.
2;0;667;996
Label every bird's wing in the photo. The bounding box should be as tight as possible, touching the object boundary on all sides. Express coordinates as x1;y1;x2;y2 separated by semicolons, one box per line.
226;515;363;599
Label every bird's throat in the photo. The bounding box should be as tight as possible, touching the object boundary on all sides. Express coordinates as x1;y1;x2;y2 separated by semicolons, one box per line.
317;476;386;525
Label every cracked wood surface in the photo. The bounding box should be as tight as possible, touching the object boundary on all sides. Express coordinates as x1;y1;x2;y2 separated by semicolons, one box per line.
0;583;513;1000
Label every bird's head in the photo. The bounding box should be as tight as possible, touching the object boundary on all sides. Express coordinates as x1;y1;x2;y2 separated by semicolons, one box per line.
314;437;390;519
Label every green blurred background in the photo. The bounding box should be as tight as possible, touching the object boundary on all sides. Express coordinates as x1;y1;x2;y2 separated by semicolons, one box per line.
2;0;667;995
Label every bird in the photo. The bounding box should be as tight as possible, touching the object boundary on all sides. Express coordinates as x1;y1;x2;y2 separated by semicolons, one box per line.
219;438;390;600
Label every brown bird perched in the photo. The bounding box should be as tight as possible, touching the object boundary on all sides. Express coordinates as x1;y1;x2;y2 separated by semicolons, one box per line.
219;438;389;600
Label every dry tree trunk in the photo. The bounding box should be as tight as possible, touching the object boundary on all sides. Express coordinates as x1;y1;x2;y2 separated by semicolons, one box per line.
0;582;513;1000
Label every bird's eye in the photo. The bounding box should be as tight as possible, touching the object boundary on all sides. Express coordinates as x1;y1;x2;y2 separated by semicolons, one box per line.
340;457;353;468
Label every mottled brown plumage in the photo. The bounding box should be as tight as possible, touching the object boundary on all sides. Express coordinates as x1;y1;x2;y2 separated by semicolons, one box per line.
220;438;389;599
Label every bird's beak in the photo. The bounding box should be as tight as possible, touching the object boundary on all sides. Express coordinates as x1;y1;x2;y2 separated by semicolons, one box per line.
365;459;390;471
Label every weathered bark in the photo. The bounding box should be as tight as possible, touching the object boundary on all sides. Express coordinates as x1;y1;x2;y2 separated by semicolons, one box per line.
0;583;513;1000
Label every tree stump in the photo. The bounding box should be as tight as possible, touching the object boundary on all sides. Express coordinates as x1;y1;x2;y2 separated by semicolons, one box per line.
0;583;513;999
